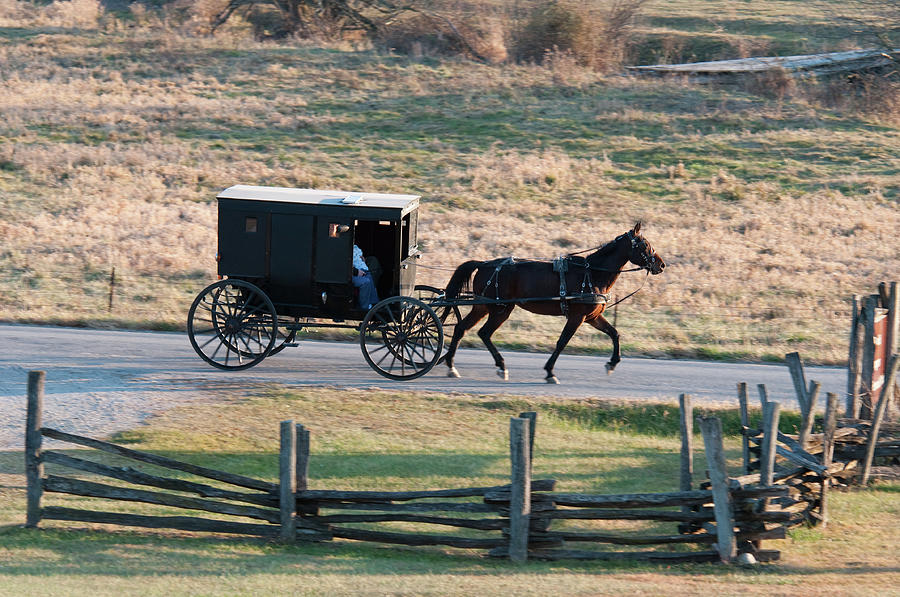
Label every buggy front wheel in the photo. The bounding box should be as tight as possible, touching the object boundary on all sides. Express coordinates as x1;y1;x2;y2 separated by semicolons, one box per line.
359;296;443;381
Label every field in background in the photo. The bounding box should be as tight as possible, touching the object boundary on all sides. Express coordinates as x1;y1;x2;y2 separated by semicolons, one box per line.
0;387;898;595
1;1;898;363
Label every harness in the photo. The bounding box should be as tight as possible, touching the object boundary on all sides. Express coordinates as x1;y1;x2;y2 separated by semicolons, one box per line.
483;257;516;300
554;256;611;314
476;231;655;314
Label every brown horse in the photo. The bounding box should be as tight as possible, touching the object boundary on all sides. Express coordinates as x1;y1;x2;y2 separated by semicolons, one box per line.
441;223;665;383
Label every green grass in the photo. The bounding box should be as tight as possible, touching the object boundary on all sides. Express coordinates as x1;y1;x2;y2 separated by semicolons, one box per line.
1;387;898;596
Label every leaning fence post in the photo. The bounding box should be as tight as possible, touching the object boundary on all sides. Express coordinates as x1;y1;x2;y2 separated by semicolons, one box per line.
860;355;900;485
785;352;809;417
799;381;821;450
698;416;736;563
887;282;899;420
737;383;751;475
279;420;297;542
756;383;769;410
760;401;781;487
509;417;531;563
25;371;45;528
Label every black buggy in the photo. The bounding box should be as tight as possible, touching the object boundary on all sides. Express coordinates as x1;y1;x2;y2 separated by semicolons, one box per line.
187;185;450;380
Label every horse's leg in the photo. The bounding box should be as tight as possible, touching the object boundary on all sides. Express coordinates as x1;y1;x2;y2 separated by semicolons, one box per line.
586;315;620;374
543;314;585;384
444;305;488;378
476;305;515;380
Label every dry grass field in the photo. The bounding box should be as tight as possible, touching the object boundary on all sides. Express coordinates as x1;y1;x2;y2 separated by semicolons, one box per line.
1;0;898;363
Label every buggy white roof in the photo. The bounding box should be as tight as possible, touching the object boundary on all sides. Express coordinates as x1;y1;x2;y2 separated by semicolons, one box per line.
218;185;420;211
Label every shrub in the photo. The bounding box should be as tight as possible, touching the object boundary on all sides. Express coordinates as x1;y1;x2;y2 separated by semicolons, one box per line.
511;0;647;72
809;70;900;124
376;11;508;63
0;0;102;28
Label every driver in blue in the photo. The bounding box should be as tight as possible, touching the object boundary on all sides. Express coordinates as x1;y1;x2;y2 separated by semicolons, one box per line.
352;244;379;310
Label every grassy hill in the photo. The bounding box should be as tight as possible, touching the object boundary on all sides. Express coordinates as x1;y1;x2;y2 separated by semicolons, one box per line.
1;0;898;363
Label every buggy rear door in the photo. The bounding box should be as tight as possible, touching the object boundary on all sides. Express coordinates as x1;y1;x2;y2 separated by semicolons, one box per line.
314;217;354;284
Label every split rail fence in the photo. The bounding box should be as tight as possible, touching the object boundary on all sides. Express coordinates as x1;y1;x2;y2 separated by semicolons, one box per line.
25;371;801;564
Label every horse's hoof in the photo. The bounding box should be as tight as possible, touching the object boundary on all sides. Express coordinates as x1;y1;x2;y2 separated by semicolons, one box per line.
447;367;460;378
497;368;509;381
546;376;559;385
605;363;615;375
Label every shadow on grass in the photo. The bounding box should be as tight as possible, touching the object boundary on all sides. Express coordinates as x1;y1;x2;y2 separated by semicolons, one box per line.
1;522;899;579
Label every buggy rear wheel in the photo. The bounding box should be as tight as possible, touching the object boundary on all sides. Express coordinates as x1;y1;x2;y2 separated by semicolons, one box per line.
187;279;277;370
359;296;443;380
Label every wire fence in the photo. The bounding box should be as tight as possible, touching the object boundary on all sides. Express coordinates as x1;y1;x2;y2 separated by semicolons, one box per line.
8;265;853;318
5;265;853;358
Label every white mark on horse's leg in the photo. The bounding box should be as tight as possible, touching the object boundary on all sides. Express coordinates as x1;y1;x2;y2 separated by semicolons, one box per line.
497;368;509;381
546;375;559;385
448;366;461;378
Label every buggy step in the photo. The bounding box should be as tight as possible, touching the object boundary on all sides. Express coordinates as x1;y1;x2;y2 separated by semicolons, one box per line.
282;343;299;348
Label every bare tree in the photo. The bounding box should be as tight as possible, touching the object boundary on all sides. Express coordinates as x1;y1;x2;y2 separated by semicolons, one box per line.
210;0;397;38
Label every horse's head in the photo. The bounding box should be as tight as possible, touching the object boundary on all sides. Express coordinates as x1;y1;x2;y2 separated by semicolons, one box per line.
626;222;665;275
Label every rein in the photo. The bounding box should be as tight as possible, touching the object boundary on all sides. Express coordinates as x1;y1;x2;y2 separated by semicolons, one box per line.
605;270;650;308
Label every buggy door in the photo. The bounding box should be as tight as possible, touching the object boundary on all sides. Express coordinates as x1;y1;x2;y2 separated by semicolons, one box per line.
314;217;354;284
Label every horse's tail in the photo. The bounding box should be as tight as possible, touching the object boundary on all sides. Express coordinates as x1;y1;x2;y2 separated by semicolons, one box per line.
444;260;482;299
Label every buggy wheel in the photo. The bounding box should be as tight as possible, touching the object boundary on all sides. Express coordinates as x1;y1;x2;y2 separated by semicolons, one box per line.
187;279;277;370
414;285;462;340
359;296;443;381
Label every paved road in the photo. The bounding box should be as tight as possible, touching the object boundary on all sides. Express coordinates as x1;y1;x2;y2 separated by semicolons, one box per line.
0;324;846;449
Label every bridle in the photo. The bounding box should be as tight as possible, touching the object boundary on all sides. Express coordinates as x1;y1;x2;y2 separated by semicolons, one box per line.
626;231;661;273
570;231;658;274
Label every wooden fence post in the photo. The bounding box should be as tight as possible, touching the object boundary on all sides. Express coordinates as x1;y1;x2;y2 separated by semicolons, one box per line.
295;423;309;493
848;295;863;418
107;266;116;312
698;416;736;564
679;394;693;494
760;401;781;487
820;392;839;528
786;352;820;449
518;411;537;474
785;352;809;416
509;417;531;563
279;420;297;542
860;354;900;486
25;371;45;529
737;383;750;475
886;282;899;419
859;296;879;419
756;384;769;410
799;381;820;450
